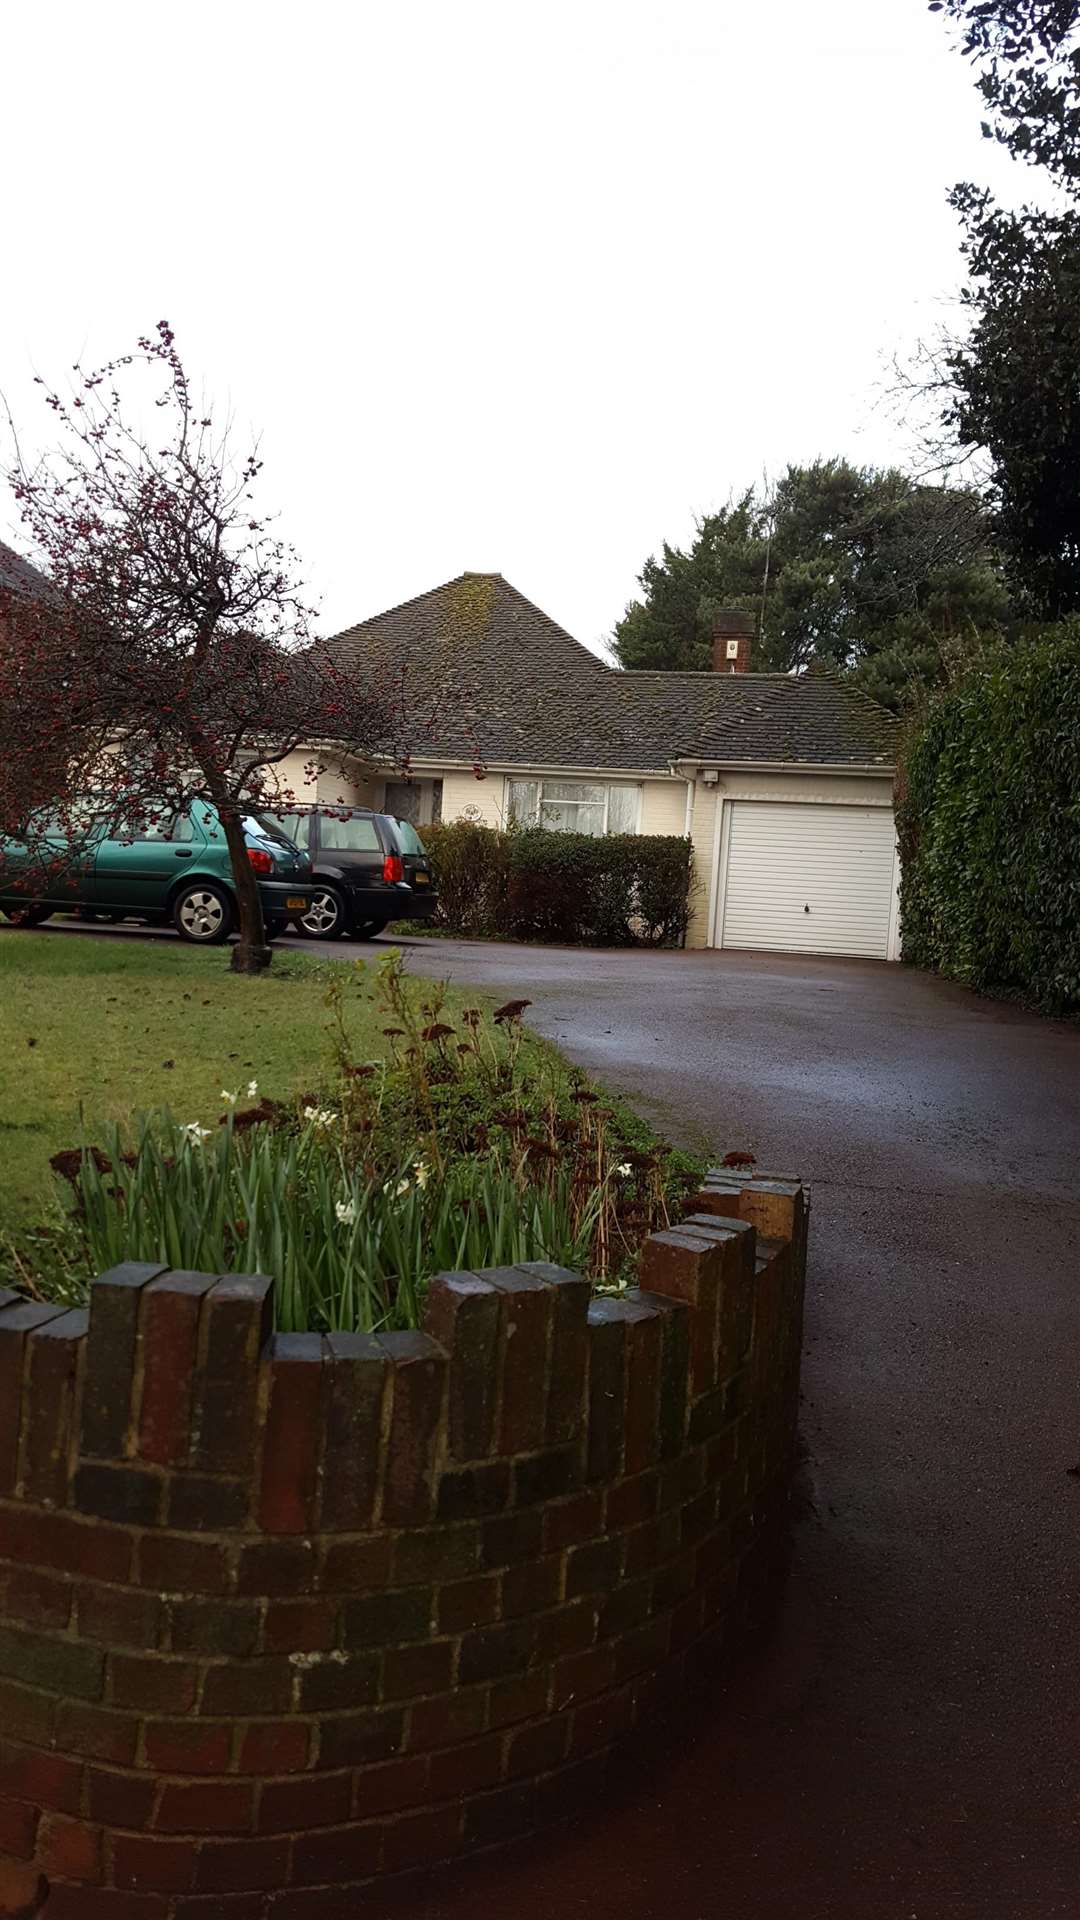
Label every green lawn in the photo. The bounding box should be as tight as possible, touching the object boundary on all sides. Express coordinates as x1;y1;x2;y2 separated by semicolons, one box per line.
0;932;465;1229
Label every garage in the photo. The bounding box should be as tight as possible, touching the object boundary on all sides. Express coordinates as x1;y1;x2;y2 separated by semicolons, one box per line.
718;800;899;959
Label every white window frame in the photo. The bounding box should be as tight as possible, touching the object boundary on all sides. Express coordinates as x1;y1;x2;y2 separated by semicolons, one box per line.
504;777;642;836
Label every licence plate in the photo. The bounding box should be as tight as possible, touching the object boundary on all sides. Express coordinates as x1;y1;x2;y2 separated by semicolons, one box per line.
413;872;430;887
286;896;307;910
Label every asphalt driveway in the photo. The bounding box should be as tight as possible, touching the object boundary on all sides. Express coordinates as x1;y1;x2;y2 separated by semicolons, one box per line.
384;937;1080;1920
24;925;1080;1915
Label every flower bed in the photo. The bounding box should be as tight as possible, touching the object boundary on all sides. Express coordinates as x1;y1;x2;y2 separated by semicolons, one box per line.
12;954;702;1329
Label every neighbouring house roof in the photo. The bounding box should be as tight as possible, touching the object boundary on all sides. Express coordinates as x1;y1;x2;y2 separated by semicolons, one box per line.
0;540;52;602
327;573;900;774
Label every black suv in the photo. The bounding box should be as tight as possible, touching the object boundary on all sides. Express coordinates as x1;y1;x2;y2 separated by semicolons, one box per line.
264;808;438;940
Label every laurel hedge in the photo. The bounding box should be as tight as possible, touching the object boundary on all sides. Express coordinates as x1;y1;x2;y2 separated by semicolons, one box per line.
419;821;695;947
896;629;1080;1016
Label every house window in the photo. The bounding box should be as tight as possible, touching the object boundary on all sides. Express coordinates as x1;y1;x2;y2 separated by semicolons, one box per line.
506;779;641;837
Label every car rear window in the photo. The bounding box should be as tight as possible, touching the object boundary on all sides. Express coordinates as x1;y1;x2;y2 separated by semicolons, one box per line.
245;814;302;851
391;819;426;855
319;813;382;852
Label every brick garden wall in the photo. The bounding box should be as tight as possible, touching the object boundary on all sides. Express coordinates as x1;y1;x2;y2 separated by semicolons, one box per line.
0;1171;807;1918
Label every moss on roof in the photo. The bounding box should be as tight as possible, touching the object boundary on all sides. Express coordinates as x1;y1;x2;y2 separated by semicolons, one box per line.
328;573;899;773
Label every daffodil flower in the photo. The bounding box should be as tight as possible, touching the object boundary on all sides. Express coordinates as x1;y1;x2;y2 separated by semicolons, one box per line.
222;1089;238;1106
335;1199;358;1226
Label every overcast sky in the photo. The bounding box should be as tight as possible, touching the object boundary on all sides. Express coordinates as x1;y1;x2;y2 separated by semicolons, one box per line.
1;0;1024;655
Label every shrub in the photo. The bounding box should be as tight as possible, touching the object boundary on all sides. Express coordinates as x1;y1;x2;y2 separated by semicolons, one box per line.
897;628;1080;1016
418;819;510;937
421;822;694;947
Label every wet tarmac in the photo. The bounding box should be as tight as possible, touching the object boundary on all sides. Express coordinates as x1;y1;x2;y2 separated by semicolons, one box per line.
387;940;1080;1920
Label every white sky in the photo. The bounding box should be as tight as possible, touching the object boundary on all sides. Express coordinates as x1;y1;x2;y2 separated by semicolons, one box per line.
1;0;1025;656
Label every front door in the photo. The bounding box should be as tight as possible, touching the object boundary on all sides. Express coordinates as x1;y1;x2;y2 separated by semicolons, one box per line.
384;778;443;827
384;780;421;826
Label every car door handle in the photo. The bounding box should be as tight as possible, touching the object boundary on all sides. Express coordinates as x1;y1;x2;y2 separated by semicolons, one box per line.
174;850;193;859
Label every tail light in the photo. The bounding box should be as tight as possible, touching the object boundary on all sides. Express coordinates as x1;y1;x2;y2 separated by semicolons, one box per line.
247;848;274;875
383;854;404;884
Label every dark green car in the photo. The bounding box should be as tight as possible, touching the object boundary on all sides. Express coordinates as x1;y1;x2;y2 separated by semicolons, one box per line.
0;800;314;944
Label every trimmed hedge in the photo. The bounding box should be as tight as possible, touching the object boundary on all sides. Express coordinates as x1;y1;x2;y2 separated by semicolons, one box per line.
896;630;1080;1015
419;821;695;947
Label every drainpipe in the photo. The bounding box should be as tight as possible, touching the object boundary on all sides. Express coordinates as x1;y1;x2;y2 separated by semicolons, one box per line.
681;776;695;948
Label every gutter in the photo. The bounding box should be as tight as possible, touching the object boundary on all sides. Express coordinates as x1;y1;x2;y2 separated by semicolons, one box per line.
317;745;896;782
669;757;896;778
334;754;685;782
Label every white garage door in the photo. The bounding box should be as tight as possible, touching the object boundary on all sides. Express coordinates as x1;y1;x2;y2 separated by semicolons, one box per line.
720;802;897;959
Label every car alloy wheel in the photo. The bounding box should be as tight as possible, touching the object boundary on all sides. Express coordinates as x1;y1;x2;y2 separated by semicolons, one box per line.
300;889;344;937
176;888;228;943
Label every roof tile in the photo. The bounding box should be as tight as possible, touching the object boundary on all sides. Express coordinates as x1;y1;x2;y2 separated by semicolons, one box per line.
328;574;899;772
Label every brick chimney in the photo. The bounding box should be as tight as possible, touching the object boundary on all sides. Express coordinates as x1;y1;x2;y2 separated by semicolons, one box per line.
712;607;754;674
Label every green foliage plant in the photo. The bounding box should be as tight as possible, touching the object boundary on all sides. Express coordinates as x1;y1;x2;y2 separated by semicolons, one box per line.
419;822;694;948
897;626;1080;1014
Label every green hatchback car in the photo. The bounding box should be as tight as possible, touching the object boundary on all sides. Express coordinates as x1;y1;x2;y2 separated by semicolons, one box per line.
0;800;315;944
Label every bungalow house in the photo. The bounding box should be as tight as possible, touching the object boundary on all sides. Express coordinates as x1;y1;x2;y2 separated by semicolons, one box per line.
283;572;901;959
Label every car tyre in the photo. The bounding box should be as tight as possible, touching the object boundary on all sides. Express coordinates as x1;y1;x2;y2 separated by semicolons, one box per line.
350;918;389;942
2;904;53;927
172;881;233;945
3;904;53;928
298;888;347;939
263;916;287;941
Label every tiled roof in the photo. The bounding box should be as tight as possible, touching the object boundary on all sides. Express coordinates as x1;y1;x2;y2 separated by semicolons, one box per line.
613;665;899;767
0;540;51;601
327;574;899;773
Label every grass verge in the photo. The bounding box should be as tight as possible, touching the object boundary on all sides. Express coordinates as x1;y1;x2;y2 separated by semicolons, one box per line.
0;931;478;1229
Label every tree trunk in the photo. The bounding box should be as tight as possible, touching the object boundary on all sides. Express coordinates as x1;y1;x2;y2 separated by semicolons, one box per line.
217;799;272;975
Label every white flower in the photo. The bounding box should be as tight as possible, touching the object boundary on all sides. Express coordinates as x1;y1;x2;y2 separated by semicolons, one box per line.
247;1080;259;1100
395;1178;412;1199
616;1162;632;1178
182;1122;213;1143
221;1089;238;1106
335;1199;358;1226
414;1161;430;1191
303;1106;338;1128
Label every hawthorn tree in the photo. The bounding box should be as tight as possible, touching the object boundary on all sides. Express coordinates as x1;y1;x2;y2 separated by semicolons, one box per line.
0;322;401;972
